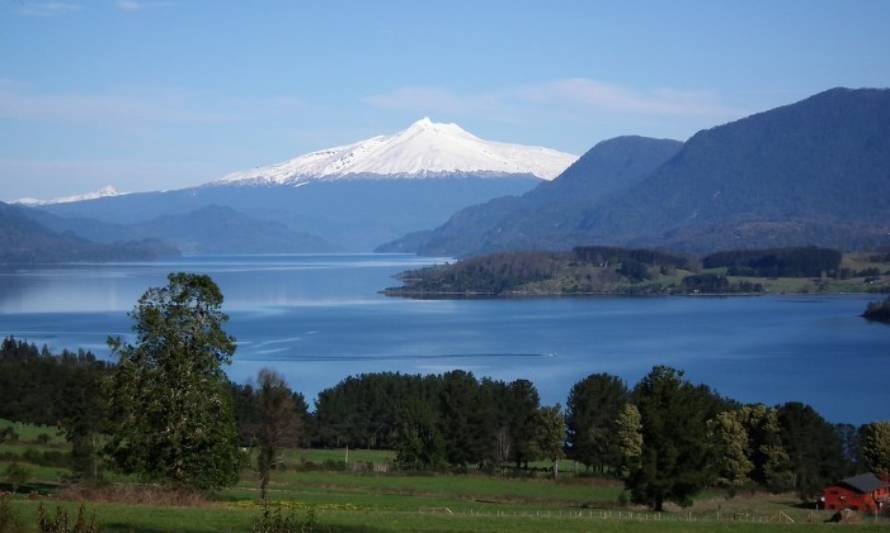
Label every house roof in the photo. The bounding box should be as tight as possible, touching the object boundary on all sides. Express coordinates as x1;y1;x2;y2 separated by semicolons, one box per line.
838;473;890;493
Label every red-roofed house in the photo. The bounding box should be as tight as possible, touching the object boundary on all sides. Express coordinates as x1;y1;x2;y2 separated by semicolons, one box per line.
821;473;890;513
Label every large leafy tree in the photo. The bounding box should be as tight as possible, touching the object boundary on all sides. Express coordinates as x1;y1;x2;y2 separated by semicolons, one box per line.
535;404;566;478
737;405;793;491
615;403;643;478
859;421;890;478
708;410;754;490
565;373;628;473
104;273;240;491
626;366;720;511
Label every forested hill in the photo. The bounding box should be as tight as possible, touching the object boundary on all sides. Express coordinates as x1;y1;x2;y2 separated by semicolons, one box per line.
380;88;890;256
579;87;890;252
384;246;890;297
0;201;179;264
377;136;683;256
24;204;339;255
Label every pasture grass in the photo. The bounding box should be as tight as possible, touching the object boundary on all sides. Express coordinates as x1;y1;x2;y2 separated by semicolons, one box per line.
4;420;890;531
7;494;890;533
0;418;66;446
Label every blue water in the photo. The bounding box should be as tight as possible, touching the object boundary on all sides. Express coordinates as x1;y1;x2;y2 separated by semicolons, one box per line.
0;254;887;424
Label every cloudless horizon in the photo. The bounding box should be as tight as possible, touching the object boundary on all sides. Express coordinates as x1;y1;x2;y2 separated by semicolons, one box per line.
2;0;890;200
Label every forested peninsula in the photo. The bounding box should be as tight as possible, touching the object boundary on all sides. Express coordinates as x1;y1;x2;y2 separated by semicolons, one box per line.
384;246;890;298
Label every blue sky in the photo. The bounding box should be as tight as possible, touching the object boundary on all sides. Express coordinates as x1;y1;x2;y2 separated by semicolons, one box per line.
2;0;889;200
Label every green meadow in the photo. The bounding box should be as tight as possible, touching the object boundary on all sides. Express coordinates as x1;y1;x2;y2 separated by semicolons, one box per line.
3;420;888;532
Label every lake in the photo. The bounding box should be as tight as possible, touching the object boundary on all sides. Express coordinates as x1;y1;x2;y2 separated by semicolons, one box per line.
0;254;887;424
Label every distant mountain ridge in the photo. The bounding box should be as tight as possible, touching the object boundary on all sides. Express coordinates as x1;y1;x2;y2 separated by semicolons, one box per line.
382;88;890;256
0;202;178;264
580;87;890;250
130;205;338;254
25;204;337;255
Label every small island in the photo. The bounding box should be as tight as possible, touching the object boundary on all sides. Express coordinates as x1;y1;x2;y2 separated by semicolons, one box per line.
863;296;890;323
384;246;890;298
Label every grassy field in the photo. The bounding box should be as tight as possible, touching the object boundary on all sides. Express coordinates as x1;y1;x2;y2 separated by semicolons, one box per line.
3;420;890;532
0;419;66;446
719;251;890;294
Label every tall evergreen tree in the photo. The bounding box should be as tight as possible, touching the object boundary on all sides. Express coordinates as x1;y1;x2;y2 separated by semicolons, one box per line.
395;397;445;470
565;373;628;473
626;366;718;511
505;379;541;468
255;369;301;500
834;423;862;477
776;402;845;499
291;391;313;448
472;378;511;467
60;363;107;482
438;370;480;467
104;273;241;491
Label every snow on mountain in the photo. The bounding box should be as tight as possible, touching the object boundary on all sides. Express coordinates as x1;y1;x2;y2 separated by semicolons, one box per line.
216;118;577;186
15;185;123;206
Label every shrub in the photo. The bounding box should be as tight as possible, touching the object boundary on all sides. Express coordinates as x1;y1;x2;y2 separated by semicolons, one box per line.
322;459;347;471
0;494;26;533
249;504;324;533
57;484;206;507
37;504;101;533
0;428;19;444
3;464;31;494
616;490;630;507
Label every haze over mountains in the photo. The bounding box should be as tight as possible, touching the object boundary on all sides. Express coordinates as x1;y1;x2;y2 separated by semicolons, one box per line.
6;88;890;261
24;204;338;255
0;201;178;264
382;88;890;256
24;119;576;253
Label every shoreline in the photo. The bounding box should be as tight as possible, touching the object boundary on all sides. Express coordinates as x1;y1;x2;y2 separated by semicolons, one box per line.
381;288;890;300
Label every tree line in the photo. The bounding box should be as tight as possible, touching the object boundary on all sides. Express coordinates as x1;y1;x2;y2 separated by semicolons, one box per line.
572;246;695;271
2;273;889;511
313;371;565;473
702;246;843;277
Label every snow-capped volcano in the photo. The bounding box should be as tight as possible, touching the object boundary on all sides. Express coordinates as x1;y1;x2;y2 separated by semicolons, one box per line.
217;117;577;185
15;185;123;206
